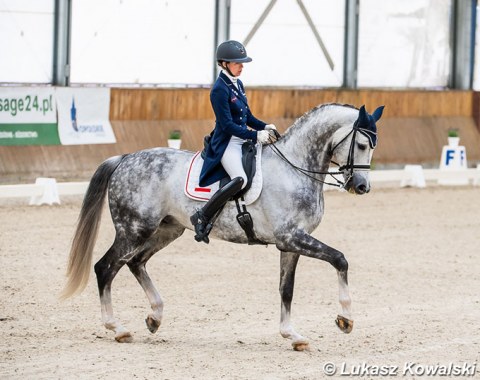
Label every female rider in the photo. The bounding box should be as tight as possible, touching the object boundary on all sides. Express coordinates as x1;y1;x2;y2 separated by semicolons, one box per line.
190;40;277;243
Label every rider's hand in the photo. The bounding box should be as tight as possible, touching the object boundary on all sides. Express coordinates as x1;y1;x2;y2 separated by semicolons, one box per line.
265;124;280;143
257;130;271;145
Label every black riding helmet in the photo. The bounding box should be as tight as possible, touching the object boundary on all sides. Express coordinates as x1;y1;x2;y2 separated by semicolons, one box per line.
216;40;252;63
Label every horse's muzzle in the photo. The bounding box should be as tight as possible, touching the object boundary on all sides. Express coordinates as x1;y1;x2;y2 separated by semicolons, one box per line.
345;173;370;195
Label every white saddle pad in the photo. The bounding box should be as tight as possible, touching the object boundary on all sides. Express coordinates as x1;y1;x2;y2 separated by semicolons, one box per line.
184;145;263;205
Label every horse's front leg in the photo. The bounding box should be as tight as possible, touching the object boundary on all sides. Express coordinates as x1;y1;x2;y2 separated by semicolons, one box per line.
336;270;353;333
276;229;354;339
279;251;310;351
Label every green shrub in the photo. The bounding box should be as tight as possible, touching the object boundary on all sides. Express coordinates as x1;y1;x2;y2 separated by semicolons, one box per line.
169;130;181;139
447;129;459;138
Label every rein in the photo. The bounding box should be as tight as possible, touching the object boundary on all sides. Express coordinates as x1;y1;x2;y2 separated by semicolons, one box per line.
266;124;373;188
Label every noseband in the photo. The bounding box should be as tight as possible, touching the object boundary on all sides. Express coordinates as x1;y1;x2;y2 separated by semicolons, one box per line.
267;123;375;188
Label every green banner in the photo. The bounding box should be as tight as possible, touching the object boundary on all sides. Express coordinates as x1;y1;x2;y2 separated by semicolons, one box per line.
0;87;59;146
0;123;60;146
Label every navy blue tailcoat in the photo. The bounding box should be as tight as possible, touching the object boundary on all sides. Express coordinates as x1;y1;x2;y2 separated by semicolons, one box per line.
199;72;266;187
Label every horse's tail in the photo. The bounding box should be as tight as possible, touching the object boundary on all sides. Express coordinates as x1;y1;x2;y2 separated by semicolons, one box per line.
60;155;126;299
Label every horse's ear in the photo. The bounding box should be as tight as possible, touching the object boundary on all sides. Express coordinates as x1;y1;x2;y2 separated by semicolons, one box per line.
372;106;385;122
357;105;368;124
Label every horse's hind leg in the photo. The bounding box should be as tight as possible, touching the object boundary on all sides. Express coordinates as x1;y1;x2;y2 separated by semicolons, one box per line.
94;238;137;343
279;251;310;351
127;220;185;335
127;249;163;334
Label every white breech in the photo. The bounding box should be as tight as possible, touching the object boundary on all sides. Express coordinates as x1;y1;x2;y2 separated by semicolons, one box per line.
221;136;248;189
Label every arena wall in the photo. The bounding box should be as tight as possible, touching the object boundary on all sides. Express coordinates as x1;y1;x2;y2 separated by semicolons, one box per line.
1;89;479;183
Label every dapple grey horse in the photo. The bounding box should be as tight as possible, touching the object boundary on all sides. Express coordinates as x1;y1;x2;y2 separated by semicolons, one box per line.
62;103;384;351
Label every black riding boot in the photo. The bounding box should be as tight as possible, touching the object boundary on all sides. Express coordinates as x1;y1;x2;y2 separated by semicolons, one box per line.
190;177;244;244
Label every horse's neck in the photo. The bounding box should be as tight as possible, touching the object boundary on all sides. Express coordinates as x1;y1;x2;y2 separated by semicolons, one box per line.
276;106;351;172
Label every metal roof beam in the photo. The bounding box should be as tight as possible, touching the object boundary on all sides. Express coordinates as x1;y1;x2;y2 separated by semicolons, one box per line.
53;0;72;86
243;0;276;47
451;0;476;89
343;0;359;89
214;0;231;80
296;0;335;71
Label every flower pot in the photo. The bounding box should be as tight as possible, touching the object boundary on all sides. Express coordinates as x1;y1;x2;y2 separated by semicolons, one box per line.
168;139;181;149
448;137;459;147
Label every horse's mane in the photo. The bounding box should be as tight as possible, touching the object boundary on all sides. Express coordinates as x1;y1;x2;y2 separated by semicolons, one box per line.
284;103;358;137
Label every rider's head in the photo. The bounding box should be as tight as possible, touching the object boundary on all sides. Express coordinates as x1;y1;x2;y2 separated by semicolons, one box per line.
216;40;251;77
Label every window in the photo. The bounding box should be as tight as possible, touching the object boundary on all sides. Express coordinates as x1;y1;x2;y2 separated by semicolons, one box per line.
230;0;345;87
0;0;54;83
357;0;452;88
70;0;215;85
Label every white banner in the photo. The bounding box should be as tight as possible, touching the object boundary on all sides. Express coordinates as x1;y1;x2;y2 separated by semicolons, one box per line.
56;87;116;145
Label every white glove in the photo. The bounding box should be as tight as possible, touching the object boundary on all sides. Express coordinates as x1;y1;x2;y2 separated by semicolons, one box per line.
257;130;271;145
265;124;277;131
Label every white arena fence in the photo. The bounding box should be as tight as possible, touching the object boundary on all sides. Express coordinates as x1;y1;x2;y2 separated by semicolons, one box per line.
0;167;479;205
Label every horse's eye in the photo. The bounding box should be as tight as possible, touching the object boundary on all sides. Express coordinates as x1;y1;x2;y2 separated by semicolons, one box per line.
357;143;367;151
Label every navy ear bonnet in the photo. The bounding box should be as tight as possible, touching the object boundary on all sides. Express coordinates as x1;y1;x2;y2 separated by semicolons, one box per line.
354;105;384;148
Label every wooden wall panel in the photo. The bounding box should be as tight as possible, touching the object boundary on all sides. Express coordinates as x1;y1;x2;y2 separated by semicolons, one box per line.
1;88;479;183
248;89;473;119
473;92;480;132
110;88;473;121
375;116;480;165
110;88;214;120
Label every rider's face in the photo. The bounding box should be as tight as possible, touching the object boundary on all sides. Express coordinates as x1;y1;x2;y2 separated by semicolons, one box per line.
226;62;243;77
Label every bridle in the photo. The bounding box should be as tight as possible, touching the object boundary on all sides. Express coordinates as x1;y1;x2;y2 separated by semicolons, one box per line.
267;122;376;189
330;121;377;179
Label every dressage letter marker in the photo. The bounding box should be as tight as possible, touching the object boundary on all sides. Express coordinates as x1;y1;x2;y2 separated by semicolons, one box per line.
439;140;468;185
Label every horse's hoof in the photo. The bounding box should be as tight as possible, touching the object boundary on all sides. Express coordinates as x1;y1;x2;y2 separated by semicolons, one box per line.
292;342;310;352
145;315;161;333
115;331;133;343
335;315;353;334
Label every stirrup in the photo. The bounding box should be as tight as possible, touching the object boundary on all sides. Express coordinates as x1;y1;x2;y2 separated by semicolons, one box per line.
195;233;209;244
190;212;211;244
196;224;213;243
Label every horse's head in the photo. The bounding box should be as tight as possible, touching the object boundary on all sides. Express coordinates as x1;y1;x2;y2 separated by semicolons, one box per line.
331;105;384;195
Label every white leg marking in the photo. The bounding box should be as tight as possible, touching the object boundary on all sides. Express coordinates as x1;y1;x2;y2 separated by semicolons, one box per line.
279;304;308;344
100;289;132;341
337;271;352;320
